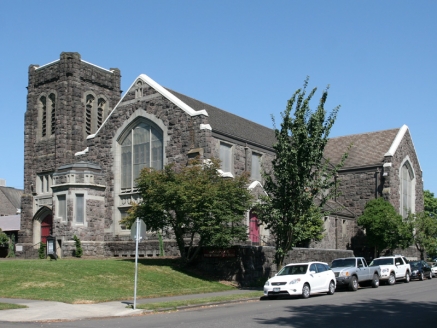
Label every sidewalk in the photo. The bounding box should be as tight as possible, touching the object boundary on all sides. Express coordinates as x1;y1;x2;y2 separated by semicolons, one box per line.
0;289;261;322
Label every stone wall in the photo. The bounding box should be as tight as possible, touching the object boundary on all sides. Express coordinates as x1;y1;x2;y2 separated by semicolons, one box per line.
192;246;354;286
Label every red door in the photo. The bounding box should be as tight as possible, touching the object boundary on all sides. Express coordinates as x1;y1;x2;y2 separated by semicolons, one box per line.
41;214;53;244
249;211;260;243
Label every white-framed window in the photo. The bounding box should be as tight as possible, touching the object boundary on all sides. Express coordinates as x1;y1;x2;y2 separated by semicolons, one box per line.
219;142;233;173
57;194;67;222
36;173;53;194
120;122;163;192
75;194;85;224
119;210;130;231
251;152;262;181
401;161;414;218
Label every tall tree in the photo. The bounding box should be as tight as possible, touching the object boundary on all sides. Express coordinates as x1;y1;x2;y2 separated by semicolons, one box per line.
257;78;346;269
406;211;437;260
424;190;437;218
357;198;412;257
123;158;253;264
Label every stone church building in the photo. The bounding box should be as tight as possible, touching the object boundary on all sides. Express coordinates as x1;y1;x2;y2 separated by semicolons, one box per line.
17;52;423;258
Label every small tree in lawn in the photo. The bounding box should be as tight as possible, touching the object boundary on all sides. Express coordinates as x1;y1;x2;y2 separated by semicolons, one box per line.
123;158;253;264
357;198;412;258
257;78;347;269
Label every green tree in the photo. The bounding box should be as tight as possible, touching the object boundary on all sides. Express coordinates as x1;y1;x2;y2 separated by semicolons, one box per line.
406;211;437;260
123;158;253;264
424;190;437;218
257;78;346;269
0;229;8;247
357;198;412;257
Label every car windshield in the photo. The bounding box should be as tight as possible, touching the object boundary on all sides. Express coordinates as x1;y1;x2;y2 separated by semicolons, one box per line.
370;258;394;266
410;262;421;269
277;265;308;276
331;259;356;268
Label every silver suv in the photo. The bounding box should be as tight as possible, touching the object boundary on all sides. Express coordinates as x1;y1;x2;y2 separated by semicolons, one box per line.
369;255;411;285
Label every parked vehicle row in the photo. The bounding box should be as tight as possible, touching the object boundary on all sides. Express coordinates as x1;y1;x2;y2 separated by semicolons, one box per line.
263;254;434;300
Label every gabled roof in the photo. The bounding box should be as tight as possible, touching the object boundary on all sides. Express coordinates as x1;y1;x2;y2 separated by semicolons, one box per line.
164;88;276;149
324;128;400;169
0;215;21;231
0;187;22;214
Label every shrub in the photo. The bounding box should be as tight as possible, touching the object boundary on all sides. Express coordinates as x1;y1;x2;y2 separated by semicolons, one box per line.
73;235;83;258
7;235;15;258
38;242;46;259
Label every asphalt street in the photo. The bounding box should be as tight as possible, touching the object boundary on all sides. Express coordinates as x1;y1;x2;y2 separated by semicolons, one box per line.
1;277;436;328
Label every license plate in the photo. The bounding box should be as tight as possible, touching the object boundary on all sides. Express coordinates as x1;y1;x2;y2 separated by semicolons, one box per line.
273;287;280;292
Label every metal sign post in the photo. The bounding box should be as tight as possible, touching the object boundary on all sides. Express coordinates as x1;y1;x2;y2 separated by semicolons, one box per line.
131;218;147;310
133;218;140;310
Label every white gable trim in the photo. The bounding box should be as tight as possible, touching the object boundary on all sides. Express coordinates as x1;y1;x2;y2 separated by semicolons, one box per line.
385;125;408;157
88;74;209;140
137;74;209;117
384;124;422;173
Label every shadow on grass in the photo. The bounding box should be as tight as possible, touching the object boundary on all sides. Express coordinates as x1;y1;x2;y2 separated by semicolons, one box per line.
254;299;437;327
120;258;231;285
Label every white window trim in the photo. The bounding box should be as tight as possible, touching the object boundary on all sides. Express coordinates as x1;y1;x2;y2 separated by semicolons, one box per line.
73;191;88;226
55;192;68;222
112;109;169;235
399;156;416;218
219;141;234;175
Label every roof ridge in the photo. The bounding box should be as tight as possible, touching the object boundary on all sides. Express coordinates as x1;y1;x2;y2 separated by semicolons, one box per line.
329;127;400;140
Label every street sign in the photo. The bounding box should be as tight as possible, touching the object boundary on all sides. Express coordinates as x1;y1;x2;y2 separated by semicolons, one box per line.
130;219;147;241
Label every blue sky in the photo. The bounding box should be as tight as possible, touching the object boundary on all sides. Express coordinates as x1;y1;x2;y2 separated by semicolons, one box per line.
1;1;436;195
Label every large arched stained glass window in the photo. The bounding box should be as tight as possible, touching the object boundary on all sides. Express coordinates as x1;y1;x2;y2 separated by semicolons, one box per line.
401;161;414;218
121;122;163;192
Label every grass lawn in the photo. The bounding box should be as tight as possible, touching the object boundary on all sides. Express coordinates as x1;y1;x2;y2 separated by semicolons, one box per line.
0;258;234;304
0;303;28;310
135;291;263;311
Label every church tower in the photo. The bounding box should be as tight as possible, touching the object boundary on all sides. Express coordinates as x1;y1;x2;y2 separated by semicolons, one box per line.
20;52;121;250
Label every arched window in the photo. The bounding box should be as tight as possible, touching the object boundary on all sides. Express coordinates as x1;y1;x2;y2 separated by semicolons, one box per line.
85;94;95;135
120;122;163;192
38;93;56;139
135;80;143;98
49;93;56;135
84;93;108;136
40;96;47;137
401;161;414;218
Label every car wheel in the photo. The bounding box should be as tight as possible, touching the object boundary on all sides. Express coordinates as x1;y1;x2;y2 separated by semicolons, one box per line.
302;284;310;299
327;280;335;295
404;271;410;283
371;273;379;288
419;272;424;281
429;271;433;280
388;272;396;285
348;276;358;291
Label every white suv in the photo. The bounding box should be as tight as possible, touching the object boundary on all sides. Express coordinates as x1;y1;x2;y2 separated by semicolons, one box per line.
369;255;411;285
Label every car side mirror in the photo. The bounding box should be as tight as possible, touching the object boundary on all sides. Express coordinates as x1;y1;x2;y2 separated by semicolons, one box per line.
310;271;316;274
395;262;400;266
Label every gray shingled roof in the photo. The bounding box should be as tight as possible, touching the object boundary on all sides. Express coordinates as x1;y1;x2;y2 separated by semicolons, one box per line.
0;187;22;210
165;88;276;150
324;128;400;168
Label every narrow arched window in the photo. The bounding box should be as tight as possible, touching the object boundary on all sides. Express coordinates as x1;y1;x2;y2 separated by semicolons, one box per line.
40;96;47;137
401;161;414;218
135;80;143;98
120;122;163;192
85;94;95;135
49;93;56;135
97;98;106;129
